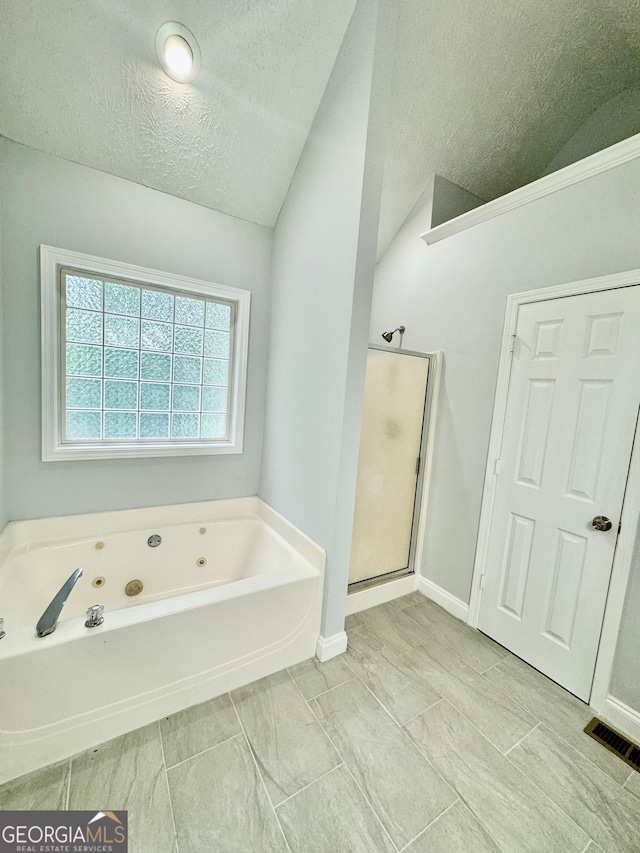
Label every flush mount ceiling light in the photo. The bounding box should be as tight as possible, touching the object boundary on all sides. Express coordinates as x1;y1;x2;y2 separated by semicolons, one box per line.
155;22;200;83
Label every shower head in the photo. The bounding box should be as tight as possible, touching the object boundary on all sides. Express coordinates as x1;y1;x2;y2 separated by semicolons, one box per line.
381;325;405;343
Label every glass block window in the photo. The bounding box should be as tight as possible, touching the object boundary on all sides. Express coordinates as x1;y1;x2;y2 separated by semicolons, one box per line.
62;269;234;442
41;246;250;460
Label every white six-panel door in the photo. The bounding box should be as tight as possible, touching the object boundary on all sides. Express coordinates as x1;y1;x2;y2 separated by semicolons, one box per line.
478;286;640;700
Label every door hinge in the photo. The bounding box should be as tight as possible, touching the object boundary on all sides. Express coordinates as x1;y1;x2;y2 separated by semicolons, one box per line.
509;334;517;353
493;458;501;476
479;573;486;591
416;456;421;476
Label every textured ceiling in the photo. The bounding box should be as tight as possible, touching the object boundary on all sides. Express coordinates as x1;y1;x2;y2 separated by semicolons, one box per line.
1;1;639;241
542;86;640;176
379;0;640;252
0;0;356;227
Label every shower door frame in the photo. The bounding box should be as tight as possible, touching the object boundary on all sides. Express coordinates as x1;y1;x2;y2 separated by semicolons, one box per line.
348;345;443;592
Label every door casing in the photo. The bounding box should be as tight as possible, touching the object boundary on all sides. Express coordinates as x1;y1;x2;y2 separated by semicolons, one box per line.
469;268;640;721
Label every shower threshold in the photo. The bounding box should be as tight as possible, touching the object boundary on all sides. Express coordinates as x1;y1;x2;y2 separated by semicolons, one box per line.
348;567;414;594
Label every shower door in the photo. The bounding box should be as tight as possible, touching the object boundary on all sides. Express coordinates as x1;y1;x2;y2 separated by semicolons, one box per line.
349;347;430;587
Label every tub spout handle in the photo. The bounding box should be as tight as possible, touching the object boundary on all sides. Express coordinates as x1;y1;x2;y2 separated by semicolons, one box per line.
85;604;104;628
36;568;84;638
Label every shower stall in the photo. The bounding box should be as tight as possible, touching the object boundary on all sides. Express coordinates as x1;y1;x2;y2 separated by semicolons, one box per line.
348;345;438;589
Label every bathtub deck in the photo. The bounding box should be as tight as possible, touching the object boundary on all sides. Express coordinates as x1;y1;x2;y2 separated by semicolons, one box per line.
1;595;639;853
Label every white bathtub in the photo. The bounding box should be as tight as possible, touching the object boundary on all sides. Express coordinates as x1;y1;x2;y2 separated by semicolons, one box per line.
0;497;324;784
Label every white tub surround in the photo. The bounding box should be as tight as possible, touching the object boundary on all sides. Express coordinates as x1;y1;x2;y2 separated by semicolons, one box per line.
0;498;324;784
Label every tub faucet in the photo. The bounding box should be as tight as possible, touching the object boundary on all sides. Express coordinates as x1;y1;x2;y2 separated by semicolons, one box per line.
36;568;84;637
85;604;104;628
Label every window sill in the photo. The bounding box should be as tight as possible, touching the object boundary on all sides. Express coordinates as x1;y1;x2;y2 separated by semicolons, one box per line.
42;439;242;462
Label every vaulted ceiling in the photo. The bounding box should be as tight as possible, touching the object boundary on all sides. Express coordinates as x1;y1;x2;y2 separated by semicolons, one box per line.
379;0;640;252
0;0;357;226
1;1;639;247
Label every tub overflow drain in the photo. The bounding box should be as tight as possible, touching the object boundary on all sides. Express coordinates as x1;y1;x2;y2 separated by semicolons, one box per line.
92;576;106;588
148;534;162;548
196;557;207;567
125;579;144;596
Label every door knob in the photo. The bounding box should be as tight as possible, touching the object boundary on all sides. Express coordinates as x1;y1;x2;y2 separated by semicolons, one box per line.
592;516;613;532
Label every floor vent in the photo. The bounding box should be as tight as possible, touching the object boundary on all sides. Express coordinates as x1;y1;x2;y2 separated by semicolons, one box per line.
584;718;640;773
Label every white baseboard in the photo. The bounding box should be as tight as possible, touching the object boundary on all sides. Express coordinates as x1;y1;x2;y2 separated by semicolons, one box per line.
417;576;469;622
346;574;418;615
316;631;348;662
599;695;640;745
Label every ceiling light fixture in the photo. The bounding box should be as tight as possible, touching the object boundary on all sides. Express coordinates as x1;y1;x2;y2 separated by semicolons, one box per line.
155;22;200;84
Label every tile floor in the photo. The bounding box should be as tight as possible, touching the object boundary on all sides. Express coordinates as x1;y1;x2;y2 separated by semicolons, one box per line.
1;595;639;852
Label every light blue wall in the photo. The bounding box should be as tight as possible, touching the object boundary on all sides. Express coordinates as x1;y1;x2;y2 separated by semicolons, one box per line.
0;139;273;521
372;155;640;711
373;156;640;603
259;0;394;638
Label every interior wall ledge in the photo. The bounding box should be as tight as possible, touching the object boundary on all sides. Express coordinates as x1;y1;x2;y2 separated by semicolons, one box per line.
421;132;640;245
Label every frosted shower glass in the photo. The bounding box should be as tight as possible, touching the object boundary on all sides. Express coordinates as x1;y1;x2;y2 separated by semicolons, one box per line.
349;349;429;585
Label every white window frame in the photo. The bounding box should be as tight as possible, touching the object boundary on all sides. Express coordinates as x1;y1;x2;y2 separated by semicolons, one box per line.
41;245;251;461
